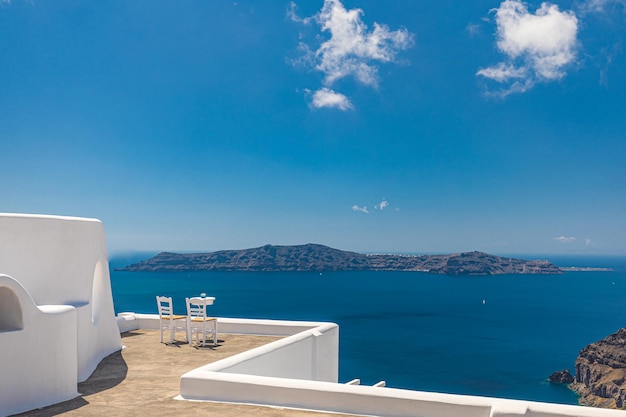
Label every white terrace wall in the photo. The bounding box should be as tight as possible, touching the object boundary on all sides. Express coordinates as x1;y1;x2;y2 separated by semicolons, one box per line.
183;371;626;417
0;274;78;416
174;317;626;417
118;313;336;337
118;314;624;417
0;213;121;416
117;314;339;382
187;321;338;382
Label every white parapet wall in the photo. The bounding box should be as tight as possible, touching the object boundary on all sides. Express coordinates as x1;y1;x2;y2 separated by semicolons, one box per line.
0;213;122;417
123;314;622;417
186;322;339;382
117;314;339;383
116;314;625;417
117;313;336;336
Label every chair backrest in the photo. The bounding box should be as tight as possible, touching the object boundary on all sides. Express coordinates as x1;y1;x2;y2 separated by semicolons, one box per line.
156;296;174;318
186;298;206;320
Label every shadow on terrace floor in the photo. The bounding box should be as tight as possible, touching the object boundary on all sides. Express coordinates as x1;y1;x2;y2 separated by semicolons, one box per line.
13;329;353;417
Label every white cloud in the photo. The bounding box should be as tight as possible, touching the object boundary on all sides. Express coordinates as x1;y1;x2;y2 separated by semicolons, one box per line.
554;236;576;243
585;238;593;246
581;0;610;12
289;0;413;109
574;1;625;87
352;205;369;214
311;88;354;110
374;199;389;210
598;45;621;86
314;0;413;87
466;23;482;37
477;0;579;96
579;0;626;14
477;62;527;82
287;2;313;25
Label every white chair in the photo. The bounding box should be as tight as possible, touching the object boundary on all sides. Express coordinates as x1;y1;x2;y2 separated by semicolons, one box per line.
185;297;217;347
156;296;187;344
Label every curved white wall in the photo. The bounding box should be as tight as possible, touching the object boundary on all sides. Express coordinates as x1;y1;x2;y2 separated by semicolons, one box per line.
0;274;78;417
0;213;121;382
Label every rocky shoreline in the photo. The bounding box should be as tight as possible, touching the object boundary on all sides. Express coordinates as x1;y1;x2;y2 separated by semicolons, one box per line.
117;244;562;275
569;328;626;409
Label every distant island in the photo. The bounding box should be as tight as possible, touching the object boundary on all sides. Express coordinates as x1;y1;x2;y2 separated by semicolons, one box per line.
559;266;614;272
117;244;562;275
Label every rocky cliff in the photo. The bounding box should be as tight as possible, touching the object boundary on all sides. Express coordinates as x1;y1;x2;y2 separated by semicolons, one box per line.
117;244;561;275
571;327;626;409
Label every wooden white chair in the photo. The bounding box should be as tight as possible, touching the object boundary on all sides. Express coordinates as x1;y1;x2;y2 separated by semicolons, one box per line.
156;296;187;344
186;297;217;347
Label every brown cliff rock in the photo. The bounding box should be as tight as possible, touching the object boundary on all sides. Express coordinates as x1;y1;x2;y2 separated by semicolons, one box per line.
549;369;574;384
571;327;626;409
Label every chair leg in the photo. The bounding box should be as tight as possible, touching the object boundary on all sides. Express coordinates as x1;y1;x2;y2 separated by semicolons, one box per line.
199;321;206;347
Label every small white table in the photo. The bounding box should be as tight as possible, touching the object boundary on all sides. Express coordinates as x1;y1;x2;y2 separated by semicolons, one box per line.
189;296;215;306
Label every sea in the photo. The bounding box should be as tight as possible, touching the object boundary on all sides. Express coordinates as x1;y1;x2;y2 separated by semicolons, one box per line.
109;254;626;406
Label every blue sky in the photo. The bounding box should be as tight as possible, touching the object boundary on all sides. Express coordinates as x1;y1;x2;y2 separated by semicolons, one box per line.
1;0;625;256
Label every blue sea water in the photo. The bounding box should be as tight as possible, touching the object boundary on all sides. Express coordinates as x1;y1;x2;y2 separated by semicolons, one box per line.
109;255;626;406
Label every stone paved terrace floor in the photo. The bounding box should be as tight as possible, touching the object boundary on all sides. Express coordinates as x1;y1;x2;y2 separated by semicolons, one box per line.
14;329;356;417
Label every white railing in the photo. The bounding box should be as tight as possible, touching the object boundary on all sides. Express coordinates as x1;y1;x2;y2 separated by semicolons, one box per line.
119;314;624;417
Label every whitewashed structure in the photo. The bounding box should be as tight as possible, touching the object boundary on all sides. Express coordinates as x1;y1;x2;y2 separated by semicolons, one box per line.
0;214;121;417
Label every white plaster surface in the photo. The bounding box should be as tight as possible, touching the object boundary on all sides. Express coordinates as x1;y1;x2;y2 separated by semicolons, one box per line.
194;321;339;382
0;274;78;417
0;213;122;417
174;316;625;417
